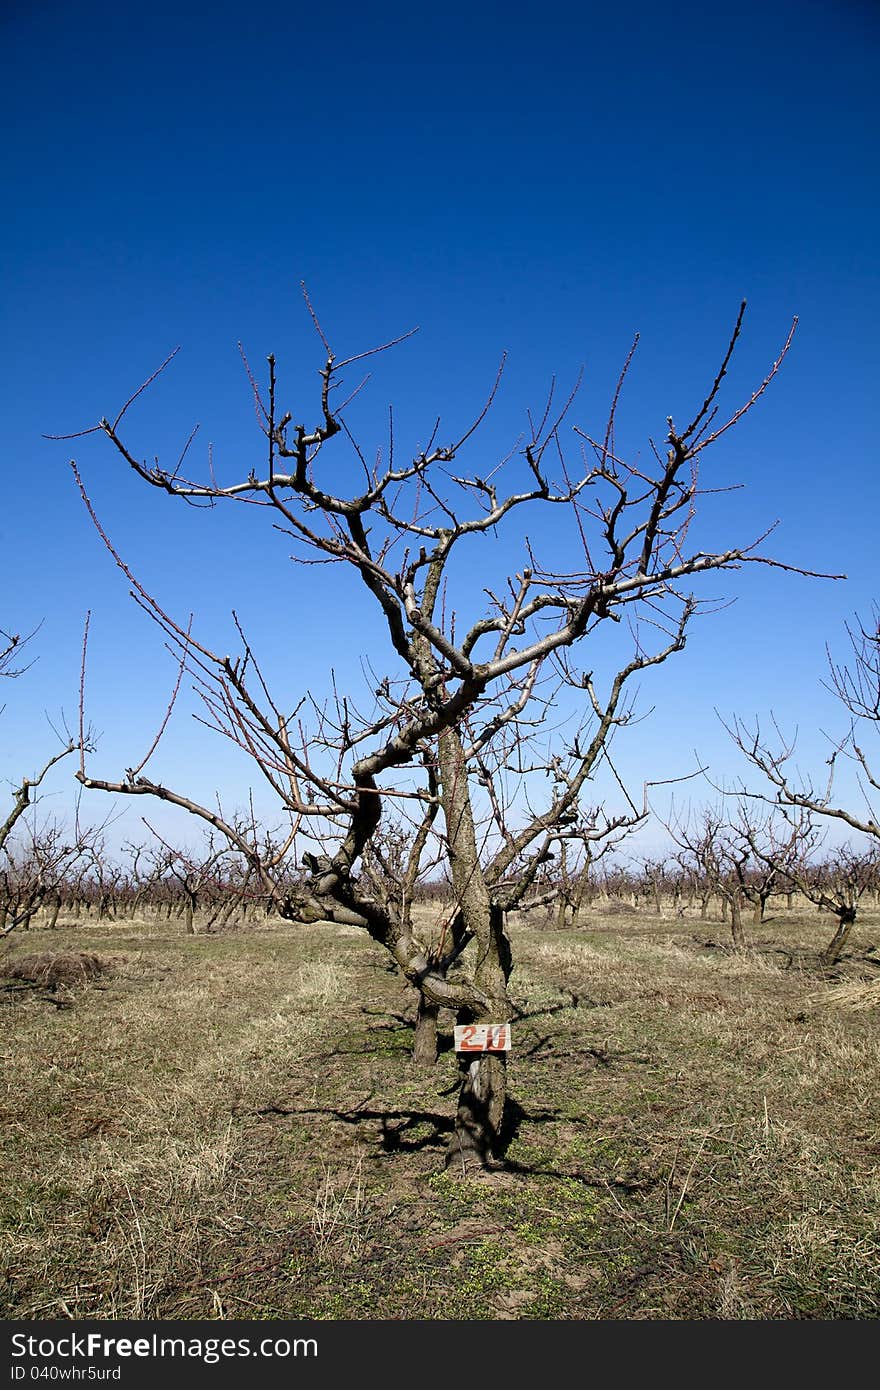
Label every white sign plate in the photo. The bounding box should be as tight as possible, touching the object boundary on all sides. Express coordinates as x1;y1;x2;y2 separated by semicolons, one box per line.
454;1023;511;1053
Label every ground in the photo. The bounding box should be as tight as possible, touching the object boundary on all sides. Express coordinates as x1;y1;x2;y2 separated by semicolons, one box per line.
1;904;878;1320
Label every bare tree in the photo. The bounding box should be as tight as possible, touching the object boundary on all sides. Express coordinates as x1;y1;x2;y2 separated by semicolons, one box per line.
668;802;808;949
2;628;72;856
136;824;244;935
636;856;670;916
806;844;879;965
0;816;99;936
667;808;751;948
1;625;92;936
59;297;823;1167
733;801;806;926
725;610;880;961
726;612;880;839
733;807;876;965
546;818;634;929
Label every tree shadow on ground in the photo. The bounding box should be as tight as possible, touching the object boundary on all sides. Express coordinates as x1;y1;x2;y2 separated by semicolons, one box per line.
257;1097;562;1158
254;1094;658;1193
512;991;607;1020
274;1102;455;1152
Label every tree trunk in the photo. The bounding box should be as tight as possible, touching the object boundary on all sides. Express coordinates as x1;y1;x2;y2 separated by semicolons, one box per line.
412;992;439;1067
437;728;513;1170
753;894;764;926
217;895;241;929
822;908;855;966
449;1053;507;1171
729;895;746;951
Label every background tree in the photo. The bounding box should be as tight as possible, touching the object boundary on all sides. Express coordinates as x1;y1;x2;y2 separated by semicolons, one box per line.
727;611;880;842
736;808;877;965
63;298;821;1168
726;609;880;962
667;809;751;949
545;816;635;929
668;803;807;949
2;628;73;858
1;625;92;937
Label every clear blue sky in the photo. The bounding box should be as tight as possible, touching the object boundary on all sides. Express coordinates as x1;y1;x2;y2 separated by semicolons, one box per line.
2;0;878;857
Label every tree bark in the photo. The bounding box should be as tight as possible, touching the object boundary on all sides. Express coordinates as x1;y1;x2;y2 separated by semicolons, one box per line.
729;895;746;951
412;993;439;1067
437;727;513;1169
449;1052;507;1171
822;908;855;966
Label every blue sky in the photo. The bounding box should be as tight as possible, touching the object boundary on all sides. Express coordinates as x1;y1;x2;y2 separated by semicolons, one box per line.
2;0;878;858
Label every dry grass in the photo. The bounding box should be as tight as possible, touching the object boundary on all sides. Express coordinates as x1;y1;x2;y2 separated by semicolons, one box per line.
1;905;878;1320
808;979;880;1012
0;951;111;989
310;1151;370;1263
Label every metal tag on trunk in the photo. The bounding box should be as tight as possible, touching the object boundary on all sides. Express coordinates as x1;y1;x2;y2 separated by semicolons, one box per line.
454;1023;511;1053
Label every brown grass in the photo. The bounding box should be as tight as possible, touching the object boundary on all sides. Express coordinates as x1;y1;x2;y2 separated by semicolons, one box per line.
1;904;878;1320
0;951;112;989
808;979;880;1012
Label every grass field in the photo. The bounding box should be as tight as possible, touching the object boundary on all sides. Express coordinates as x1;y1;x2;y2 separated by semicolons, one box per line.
2;905;878;1320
